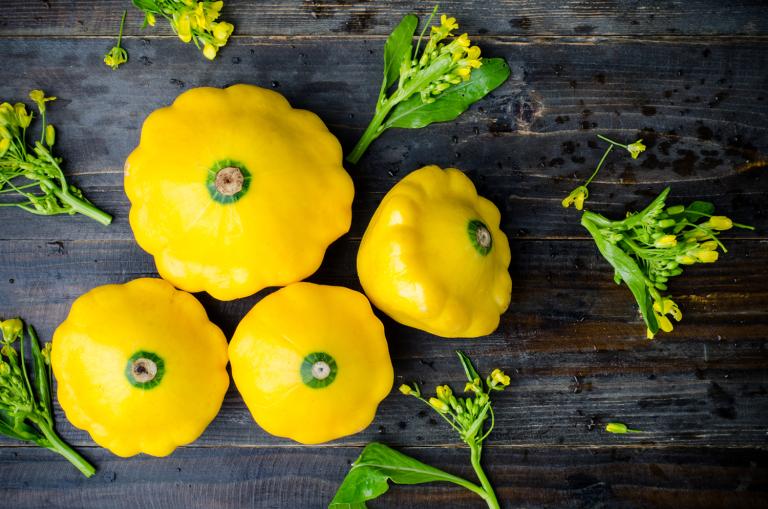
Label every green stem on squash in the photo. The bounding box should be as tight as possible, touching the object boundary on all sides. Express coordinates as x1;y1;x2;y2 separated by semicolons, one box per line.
470;442;500;509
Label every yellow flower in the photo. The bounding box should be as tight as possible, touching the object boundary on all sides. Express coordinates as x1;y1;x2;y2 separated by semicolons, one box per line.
0;137;10;158
562;186;588;210
14;103;31;128
440;14;459;31
103;47;128;70
210;1;224;15
45;124;56;146
213;21;234;44
691;249;718;263
491;368;510;386
456;67;471;78
176;14;193;43
436;384;452;401
627;139;646;159
706;216;733;231
0;318;22;342
646;328;655;340
398;384;412;395
428;397;449;413
653;298;682;321
455;33;470;48
653;235;677;248
466;46;481;61
202;42;218;60
195;2;208;29
676;254;696;265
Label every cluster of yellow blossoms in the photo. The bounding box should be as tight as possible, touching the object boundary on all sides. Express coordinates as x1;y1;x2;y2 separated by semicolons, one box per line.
134;0;234;60
407;15;483;104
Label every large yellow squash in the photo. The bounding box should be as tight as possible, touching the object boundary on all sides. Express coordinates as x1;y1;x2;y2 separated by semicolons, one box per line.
51;278;229;457
357;165;512;337
125;84;354;300
229;283;393;444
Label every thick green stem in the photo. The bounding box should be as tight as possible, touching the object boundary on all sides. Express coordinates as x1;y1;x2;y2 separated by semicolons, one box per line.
470;443;500;509
35;418;95;478
39;178;112;225
347;104;392;164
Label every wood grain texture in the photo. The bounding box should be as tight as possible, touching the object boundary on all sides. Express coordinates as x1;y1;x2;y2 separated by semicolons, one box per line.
0;237;766;449
1;1;768;507
2;0;768;37
2;446;767;509
0;38;765;240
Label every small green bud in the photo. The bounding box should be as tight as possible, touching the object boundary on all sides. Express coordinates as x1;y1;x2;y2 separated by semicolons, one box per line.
606;422;642;434
666;205;685;215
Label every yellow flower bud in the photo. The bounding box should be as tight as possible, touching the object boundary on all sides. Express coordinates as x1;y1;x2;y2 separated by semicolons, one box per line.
0;137;9;158
706;216;733;231
176;14;193;43
700;240;718;251
398;384;412;395
45;124;56;146
692;249;718;263
213;21;234;43
436;384;453;401
574;192;585;211
657;314;673;332
626;140;646;159
429;397;449;413
457;67;471;78
491;368;510;386
0;318;22;342
203;42;218;60
676;255;696;265
29;89;45;104
654;235;677;248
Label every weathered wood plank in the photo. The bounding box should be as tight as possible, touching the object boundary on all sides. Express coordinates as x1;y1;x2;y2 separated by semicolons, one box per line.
1;239;766;448
0;37;765;240
2;0;768;37
1;445;767;508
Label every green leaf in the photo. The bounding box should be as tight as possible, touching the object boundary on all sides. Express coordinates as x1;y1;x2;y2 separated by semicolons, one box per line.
384;57;510;129
682;200;715;223
456;351;480;382
131;0;160;12
383;14;418;92
581;214;659;334
329;443;480;508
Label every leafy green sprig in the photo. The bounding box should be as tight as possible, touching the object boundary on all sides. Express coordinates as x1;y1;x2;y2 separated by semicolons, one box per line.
0;318;96;477
564;135;753;338
104;10;129;70
132;0;234;60
0;91;112;225
330;352;510;509
347;6;511;164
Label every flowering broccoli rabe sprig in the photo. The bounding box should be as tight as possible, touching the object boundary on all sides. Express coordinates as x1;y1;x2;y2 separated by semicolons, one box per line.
331;351;510;509
0;318;95;477
104;10;129;70
0;91;112;225
562;134;647;210
347;7;510;163
581;186;753;338
131;0;234;60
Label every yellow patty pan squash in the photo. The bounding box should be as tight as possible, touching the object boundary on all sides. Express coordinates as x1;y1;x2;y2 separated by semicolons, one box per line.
358;165;512;338
51;278;229;457
229;283;393;444
125;84;354;301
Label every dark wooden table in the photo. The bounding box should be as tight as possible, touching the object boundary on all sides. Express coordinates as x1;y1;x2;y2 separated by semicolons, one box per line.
1;1;767;507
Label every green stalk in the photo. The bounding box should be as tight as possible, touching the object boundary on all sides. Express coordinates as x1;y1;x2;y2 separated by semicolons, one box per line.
347;105;392;164
470;443;500;509
33;416;96;478
39;177;112;225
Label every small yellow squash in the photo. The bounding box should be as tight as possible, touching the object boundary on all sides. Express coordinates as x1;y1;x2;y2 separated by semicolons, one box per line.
357;165;512;337
229;283;393;444
125;84;354;300
52;278;229;457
